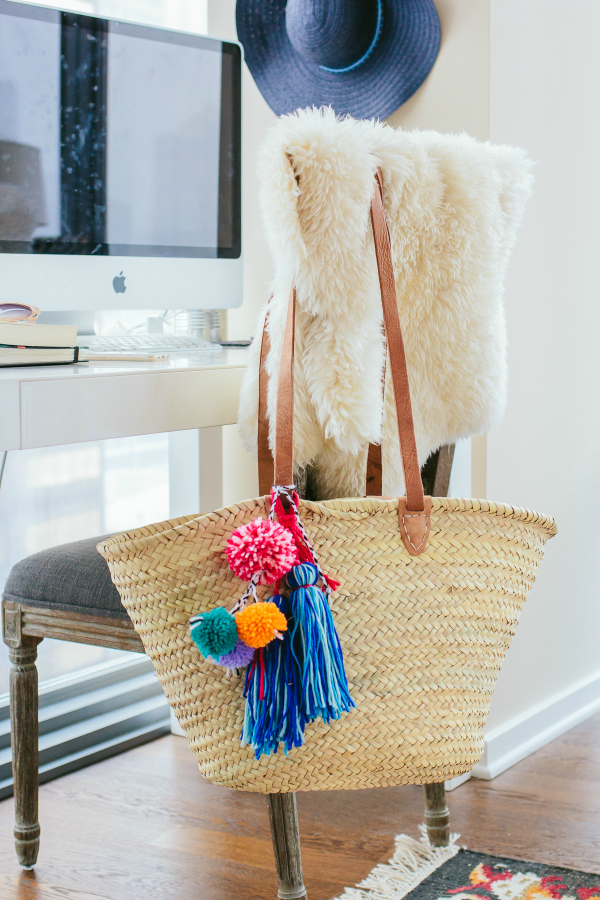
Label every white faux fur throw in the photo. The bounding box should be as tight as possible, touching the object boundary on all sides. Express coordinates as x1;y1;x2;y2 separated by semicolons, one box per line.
239;107;533;499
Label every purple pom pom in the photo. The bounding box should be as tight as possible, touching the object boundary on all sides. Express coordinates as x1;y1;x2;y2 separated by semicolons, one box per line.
214;638;255;669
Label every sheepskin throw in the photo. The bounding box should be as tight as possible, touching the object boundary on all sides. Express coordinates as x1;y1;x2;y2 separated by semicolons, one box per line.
239;107;533;499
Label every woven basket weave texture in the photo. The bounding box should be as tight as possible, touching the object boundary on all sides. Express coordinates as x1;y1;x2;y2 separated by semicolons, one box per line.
98;496;556;793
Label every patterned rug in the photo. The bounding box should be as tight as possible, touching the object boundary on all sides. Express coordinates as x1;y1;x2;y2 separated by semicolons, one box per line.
335;829;600;900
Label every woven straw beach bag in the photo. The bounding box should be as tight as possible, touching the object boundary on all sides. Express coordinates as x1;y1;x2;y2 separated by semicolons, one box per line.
98;174;556;793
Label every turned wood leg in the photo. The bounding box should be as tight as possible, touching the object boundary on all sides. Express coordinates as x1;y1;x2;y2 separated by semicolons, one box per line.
266;793;307;900
10;638;42;868
423;782;450;847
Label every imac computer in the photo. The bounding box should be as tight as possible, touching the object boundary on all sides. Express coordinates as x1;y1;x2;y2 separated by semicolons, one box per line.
0;0;242;319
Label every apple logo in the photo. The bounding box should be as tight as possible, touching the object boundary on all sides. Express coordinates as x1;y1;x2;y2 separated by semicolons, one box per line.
113;271;126;293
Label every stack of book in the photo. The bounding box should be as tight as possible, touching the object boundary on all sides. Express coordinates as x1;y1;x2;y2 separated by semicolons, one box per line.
0;322;79;367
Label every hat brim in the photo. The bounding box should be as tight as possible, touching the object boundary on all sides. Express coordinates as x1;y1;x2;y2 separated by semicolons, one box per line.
236;0;441;120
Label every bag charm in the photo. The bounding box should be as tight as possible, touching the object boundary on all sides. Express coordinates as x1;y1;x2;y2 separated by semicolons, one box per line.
242;485;354;757
190;515;295;669
189;606;239;661
226;515;299;583
189;484;354;757
285;562;353;724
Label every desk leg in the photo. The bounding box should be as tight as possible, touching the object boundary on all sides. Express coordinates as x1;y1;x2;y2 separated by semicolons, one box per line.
199;426;223;513
168;428;223;737
167;427;223;517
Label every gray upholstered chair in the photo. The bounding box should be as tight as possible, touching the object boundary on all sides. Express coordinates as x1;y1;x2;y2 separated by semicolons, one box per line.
2;445;455;899
2;535;144;868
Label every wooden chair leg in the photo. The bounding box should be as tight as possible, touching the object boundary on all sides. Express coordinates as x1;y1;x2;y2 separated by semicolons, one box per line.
423;782;450;847
421;446;454;848
266;793;307;900
9;636;42;868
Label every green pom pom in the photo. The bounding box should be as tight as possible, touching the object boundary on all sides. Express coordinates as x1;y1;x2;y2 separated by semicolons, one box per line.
190;607;238;659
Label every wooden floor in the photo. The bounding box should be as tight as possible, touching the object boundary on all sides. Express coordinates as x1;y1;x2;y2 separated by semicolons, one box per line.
1;712;599;900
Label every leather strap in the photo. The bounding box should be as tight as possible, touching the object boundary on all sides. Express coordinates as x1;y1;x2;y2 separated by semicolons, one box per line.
258;172;427;522
274;285;296;486
370;170;425;513
258;300;382;495
257;302;275;495
365;442;382;496
258;318;381;495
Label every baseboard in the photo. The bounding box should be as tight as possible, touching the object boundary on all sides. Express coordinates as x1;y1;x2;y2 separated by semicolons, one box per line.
471;670;600;780
445;772;472;791
170;708;186;736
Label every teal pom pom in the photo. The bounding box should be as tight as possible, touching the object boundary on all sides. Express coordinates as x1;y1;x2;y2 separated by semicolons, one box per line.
286;563;319;589
190;607;238;659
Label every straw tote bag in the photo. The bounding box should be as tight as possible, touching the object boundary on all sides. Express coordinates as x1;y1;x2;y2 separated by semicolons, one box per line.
98;173;556;793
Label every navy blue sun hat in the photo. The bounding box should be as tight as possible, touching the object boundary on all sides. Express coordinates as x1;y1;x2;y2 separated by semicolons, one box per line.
236;0;441;120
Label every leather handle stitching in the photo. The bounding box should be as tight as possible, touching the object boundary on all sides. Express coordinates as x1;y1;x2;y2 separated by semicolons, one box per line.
401;514;430;552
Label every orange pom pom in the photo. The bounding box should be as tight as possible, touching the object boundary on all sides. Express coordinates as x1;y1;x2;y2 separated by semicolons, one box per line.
235;602;287;649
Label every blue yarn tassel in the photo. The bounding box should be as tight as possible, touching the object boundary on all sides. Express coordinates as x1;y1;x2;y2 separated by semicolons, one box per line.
242;565;354;758
286;565;354;724
242;592;305;758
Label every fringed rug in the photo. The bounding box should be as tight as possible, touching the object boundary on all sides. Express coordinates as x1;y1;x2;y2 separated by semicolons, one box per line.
334;827;600;900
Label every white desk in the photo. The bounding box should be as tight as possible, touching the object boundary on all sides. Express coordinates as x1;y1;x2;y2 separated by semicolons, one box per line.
0;349;248;452
0;348;249;520
0;349;249;738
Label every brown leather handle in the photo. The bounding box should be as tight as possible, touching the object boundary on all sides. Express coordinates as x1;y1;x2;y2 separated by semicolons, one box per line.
274;285;296;486
258;171;425;513
258;298;382;496
370;171;424;512
257;303;275;495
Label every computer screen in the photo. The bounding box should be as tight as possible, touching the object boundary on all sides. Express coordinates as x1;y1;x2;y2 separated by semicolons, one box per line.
0;0;242;310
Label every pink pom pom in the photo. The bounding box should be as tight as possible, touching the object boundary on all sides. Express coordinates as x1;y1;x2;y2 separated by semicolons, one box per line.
226;517;298;584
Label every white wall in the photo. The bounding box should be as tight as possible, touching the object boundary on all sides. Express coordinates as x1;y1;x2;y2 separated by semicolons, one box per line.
207;0;275;501
388;0;489;140
207;1;275;345
473;0;600;767
209;0;600;775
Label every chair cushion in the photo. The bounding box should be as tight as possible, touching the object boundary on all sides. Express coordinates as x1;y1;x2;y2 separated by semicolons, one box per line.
2;535;129;620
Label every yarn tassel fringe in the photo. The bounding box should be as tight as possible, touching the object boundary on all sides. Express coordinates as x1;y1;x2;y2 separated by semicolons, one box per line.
288;584;354;724
242;593;305;758
241;583;354;758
